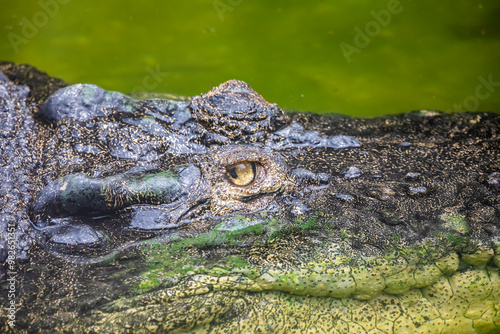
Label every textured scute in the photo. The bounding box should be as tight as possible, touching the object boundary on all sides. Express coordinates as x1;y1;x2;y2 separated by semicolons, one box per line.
0;72;40;271
190;79;290;140
38;83;137;122
0;63;69;276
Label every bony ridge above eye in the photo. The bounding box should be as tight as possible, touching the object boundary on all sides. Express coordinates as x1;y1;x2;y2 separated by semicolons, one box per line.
225;161;259;186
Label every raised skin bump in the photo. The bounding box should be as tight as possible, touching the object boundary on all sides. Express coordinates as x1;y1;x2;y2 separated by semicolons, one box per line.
33;170;185;218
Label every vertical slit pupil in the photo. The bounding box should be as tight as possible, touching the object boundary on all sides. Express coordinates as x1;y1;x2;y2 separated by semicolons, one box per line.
228;168;238;179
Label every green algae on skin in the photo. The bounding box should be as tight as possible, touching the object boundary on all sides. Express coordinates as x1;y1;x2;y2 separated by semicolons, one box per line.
134;208;494;297
135;214;497;299
439;213;470;234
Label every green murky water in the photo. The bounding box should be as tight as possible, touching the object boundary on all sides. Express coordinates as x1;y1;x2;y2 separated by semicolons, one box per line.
1;0;499;116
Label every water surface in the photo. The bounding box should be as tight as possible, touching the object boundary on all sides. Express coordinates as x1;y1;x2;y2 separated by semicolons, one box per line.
1;0;499;116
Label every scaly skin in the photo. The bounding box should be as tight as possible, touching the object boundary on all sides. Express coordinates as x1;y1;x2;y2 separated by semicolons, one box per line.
0;63;499;333
84;260;500;333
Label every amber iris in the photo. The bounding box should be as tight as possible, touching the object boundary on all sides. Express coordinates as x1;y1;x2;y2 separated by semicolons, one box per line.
226;161;258;186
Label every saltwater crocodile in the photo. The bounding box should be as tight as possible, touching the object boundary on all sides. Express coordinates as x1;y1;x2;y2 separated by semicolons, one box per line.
0;62;499;333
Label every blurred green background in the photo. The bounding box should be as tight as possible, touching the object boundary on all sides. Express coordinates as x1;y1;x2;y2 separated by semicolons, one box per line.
1;0;499;116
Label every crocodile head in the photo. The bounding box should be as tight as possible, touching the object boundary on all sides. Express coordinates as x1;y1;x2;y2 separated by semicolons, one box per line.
0;64;499;333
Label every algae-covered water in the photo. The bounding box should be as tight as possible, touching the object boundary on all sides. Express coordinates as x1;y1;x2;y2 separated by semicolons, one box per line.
1;0;499;116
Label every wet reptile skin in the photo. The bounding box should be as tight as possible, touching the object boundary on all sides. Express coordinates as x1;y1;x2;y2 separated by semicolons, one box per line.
0;62;499;333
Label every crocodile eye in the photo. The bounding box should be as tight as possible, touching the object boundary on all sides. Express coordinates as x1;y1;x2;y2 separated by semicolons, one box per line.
225;161;259;186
